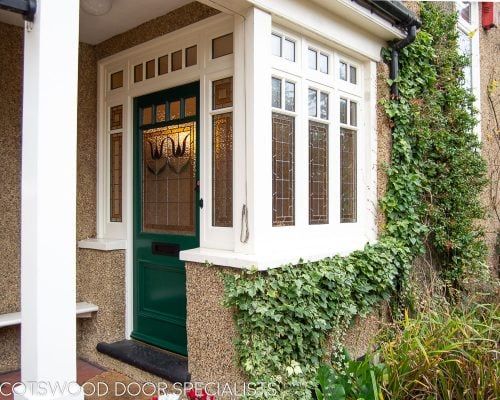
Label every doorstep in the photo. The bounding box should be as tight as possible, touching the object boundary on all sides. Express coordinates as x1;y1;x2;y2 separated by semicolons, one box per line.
96;340;190;383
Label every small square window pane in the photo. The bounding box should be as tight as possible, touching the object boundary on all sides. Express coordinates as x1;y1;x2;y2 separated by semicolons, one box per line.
213;77;233;110
320;92;328;120
185;45;197;67
146;59;155;79
284;39;295;61
185;97;196;117
110;105;123;130
169;100;181;120
110;71;123;90
308;48;317;70
212;33;233;59
156;104;166;123
308;88;317;117
158;55;168;75
142;106;153;125
285;81;295;112
272;78;282;108
350;66;357;84
134;64;143;83
340;98;348;124
171;50;182;71
350;101;357;126
272;33;282;57
319;53;328;74
339;61;347;81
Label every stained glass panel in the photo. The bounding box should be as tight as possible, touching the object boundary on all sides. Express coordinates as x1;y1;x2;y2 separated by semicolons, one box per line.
110;133;122;222
212;113;233;227
340;128;357;223
142;106;153;125
110;105;123;130
213;77;233;110
185;97;196;117
156;104;166;123
110;70;123;90
272;113;295;226
142;123;196;234
309;121;329;224
169;100;181;120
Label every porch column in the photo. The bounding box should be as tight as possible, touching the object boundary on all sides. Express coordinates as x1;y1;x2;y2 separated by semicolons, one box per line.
233;7;272;255
16;0;81;399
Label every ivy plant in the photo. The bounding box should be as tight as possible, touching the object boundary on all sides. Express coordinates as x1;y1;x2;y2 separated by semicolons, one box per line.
223;4;488;398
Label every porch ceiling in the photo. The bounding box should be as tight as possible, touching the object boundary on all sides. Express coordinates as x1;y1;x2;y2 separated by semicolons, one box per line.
0;0;193;45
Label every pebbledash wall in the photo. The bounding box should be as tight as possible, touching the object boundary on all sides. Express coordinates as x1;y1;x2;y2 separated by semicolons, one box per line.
0;0;498;385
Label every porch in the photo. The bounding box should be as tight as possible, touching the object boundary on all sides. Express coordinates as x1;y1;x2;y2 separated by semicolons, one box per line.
0;0;409;398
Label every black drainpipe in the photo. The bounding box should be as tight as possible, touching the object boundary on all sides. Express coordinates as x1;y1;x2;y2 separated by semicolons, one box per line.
352;1;421;98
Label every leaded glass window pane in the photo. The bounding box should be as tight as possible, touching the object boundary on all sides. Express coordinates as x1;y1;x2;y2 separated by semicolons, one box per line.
169;100;181;120
272;113;295;226
110;105;123;130
110;133;122;222
110;70;123;90
213;77;233;110
308;88;317;117
309;121;329;224
285;81;295;112
340;128;357;223
212;113;233;227
185;97;197;117
272;77;282;108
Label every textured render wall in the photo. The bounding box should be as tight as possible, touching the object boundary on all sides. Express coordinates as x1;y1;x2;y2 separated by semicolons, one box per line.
479;14;500;275
0;22;23;373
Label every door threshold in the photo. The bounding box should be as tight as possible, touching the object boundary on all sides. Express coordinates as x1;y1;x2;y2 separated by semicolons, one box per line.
97;339;190;383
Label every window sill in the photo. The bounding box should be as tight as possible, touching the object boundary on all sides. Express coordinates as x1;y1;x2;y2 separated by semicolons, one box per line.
179;247;354;271
78;238;127;251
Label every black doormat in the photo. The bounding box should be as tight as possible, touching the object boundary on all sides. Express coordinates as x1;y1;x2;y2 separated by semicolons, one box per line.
97;340;190;383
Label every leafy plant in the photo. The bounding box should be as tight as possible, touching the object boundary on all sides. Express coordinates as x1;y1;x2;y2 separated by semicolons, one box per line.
379;303;499;400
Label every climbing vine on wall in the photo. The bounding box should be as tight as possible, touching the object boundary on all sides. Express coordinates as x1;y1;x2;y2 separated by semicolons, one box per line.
223;4;488;399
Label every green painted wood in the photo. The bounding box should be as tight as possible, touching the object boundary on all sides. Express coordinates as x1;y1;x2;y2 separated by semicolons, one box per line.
132;81;200;356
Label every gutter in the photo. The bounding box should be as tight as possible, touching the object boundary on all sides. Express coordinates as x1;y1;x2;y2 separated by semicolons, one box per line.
353;0;422;97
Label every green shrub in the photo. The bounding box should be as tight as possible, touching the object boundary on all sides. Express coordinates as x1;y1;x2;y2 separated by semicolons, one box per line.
379;303;499;400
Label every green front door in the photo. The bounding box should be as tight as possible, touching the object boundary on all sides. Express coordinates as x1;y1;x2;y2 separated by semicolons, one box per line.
132;81;200;356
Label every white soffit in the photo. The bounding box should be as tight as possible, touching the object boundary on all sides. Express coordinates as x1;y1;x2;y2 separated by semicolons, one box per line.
0;0;194;45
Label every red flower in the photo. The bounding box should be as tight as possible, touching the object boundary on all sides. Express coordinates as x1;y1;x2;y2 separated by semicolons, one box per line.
151;397;158;400
186;389;197;400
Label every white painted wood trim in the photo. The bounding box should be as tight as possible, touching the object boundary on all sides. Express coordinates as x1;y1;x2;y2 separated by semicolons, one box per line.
77;238;127;251
0;303;99;329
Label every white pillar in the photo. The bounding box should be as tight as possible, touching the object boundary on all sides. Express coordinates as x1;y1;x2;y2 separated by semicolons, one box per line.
233;7;272;255
16;0;82;399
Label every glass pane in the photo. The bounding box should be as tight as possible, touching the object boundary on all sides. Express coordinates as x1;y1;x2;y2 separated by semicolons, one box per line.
340;128;357;223
185;45;197;67
146;59;155;79
319;53;328;74
110;105;123;130
308;88;317;117
459;1;471;23
212;77;233;110
142;123;196;234
339;61;347;81
171;50;182;71
272;33;282;57
142;106;153;125
349;65;357;84
320;92;328;120
308;48;317;70
272;77;282;108
156;104;166;123
134;64;143;83
284;39;295;61
212;113;233;227
110;70;123;90
340;98;347;124
158;55;168;75
309;121;328;224
212;33;233;59
350;101;357;126
169;100;181;120
272;112;295;226
185;97;196;117
285;81;295;112
110;133;122;222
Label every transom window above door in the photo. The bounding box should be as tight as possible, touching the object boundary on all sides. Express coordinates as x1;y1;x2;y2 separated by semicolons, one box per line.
140;96;197;127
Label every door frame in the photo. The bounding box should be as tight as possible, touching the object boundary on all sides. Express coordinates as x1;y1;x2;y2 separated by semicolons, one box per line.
132;81;201;354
